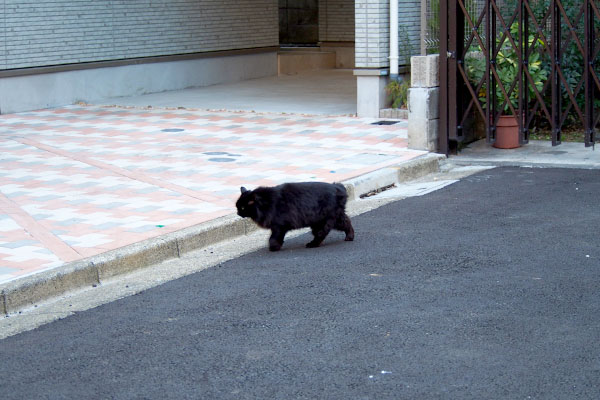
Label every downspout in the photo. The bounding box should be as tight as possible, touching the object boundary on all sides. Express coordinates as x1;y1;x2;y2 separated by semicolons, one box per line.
389;0;399;81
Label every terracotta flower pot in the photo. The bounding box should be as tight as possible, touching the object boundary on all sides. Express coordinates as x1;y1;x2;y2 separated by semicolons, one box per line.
493;115;520;149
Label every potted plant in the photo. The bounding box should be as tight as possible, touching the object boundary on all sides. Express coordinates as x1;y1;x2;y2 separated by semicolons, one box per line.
466;23;548;148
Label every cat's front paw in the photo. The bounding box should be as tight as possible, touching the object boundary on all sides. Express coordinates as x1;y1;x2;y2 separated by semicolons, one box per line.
306;241;320;248
269;243;282;251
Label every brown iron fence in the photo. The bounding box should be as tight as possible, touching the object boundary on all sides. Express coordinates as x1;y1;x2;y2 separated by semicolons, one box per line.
439;0;600;154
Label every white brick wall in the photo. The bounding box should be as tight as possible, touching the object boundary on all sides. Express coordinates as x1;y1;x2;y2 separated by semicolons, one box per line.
319;0;354;42
355;0;420;69
1;0;278;70
355;0;388;68
0;4;5;69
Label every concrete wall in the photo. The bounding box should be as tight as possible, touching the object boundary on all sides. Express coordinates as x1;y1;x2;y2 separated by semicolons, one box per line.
0;51;277;114
0;0;279;113
0;0;278;70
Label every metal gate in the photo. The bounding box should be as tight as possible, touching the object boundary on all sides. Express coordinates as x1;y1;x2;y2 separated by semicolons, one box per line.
439;0;600;154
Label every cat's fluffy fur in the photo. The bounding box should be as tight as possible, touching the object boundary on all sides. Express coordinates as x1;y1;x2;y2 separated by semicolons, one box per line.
236;182;354;251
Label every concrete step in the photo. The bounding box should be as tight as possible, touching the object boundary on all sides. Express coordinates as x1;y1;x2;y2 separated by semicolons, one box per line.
278;49;337;74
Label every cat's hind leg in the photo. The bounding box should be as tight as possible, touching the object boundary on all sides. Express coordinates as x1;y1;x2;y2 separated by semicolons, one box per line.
307;219;334;248
334;213;354;241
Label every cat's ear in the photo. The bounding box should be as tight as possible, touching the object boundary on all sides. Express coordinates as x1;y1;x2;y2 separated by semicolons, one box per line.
240;186;248;194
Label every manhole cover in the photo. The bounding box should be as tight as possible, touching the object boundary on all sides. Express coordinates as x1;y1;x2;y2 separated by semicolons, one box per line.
208;157;235;162
372;120;399;125
161;128;185;132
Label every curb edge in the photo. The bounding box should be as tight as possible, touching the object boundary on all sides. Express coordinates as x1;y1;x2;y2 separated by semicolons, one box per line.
1;154;443;315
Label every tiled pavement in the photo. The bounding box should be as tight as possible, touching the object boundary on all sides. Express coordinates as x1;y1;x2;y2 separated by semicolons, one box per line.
0;105;425;284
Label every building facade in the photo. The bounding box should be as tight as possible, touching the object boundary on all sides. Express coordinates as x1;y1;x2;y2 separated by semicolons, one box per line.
0;0;421;115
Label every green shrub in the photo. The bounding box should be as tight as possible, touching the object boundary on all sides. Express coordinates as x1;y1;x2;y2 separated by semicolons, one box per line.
465;22;549;115
385;79;410;109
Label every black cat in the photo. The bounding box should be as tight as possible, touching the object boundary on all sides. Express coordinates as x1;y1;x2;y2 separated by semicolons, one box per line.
236;182;354;251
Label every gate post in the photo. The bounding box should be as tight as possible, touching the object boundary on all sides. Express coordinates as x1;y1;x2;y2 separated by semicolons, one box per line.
551;0;562;145
439;0;449;154
438;0;465;155
408;55;440;152
585;0;596;147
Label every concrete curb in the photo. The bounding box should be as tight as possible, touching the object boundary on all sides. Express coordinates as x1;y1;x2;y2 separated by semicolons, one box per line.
0;153;444;315
343;153;444;199
449;159;600;170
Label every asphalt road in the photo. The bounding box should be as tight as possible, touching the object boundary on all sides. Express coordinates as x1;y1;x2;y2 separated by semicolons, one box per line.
1;167;599;399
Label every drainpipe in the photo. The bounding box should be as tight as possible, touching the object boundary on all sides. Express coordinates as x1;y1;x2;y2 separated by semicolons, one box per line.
389;0;399;81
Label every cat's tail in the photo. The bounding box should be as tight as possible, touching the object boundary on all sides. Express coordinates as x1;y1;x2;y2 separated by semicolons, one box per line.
333;183;348;207
333;183;353;240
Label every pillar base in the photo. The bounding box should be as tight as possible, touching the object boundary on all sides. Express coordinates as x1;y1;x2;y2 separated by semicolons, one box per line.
354;69;388;118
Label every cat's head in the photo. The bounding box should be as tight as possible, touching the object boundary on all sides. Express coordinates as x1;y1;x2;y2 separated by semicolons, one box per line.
236;187;258;219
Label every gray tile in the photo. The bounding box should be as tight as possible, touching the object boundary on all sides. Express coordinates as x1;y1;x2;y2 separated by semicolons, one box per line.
33;195;62;202
43;179;68;185
128;225;158;233
134;206;161;212
32;214;52;221
6;192;27;198
1;240;39;249
67;199;91;206
136;187;161;194
170;208;196;215
94;222;121;230
103;185;130;192
56;218;86;226
98;202;127;209
73;182;97;189
147;167;170;173
13;175;36;182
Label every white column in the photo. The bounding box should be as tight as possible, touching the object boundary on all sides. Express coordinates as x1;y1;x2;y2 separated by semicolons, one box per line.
389;0;399;79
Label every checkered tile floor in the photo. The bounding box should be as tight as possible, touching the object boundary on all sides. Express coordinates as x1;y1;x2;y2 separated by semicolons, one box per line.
0;105;425;283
